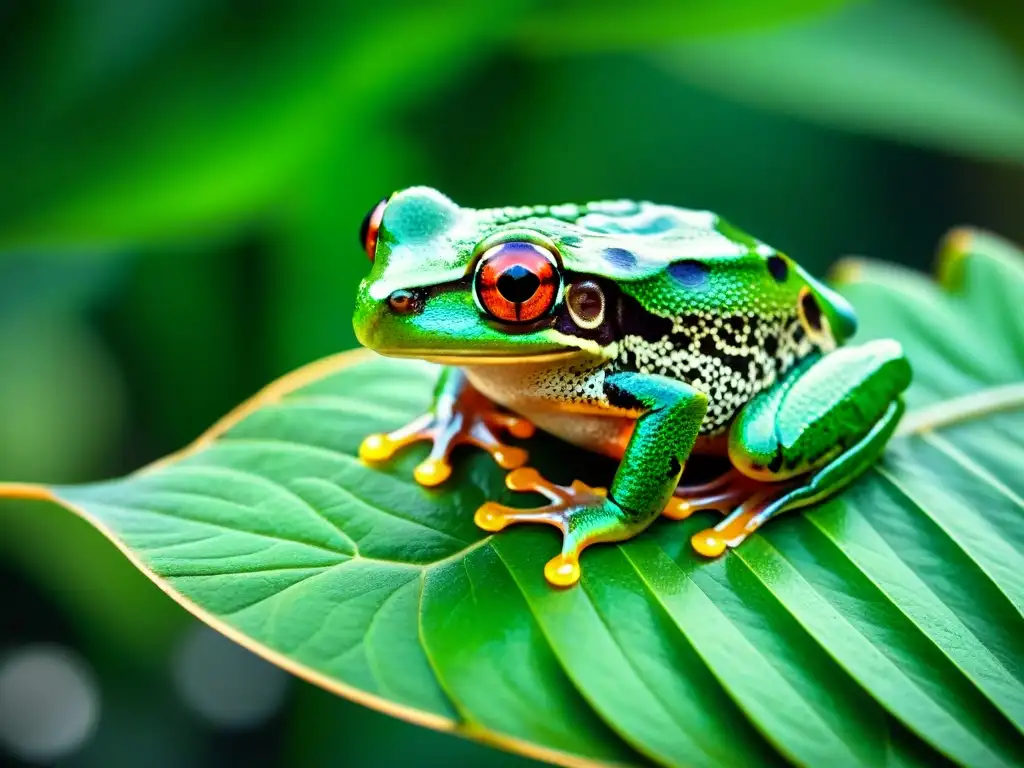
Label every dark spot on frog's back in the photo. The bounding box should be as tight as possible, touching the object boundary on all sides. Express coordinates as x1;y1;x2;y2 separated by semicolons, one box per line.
603;247;636;269
631;214;678;235
767;255;789;282
669;260;710;289
801;291;823;331
699;334;718;357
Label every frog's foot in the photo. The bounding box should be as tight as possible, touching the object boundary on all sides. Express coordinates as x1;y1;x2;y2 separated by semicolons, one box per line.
691;339;912;558
666;470;783;553
689;481;801;558
689;395;906;558
474;468;644;588
663;469;762;521
359;388;534;487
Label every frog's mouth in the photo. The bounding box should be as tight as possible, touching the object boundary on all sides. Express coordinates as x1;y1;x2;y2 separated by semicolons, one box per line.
355;279;615;365
373;347;585;366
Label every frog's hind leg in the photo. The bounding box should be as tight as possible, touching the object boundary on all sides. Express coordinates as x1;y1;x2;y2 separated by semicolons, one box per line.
691;400;901;556
692;339;912;557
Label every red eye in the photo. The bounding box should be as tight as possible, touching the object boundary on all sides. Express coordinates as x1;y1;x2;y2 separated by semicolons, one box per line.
474;242;560;324
360;198;387;261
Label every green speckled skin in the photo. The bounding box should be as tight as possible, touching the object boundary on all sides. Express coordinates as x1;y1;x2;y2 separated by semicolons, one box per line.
354;187;912;584
604;373;706;514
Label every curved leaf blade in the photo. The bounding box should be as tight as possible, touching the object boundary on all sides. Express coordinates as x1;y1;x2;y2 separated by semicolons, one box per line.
3;229;1024;766
653;0;1024;164
514;0;849;53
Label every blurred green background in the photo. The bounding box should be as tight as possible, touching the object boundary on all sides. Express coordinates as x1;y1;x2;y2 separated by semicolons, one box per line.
0;0;1021;765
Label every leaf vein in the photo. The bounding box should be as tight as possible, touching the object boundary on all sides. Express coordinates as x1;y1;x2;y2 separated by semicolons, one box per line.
872;466;1024;620
165;464;362;555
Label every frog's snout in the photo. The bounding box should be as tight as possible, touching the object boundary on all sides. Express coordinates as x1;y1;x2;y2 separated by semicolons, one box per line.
352;286;383;349
352;286;426;351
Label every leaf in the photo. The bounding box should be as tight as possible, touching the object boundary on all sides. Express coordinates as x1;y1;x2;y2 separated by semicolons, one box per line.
652;0;1024;164
3;229;1024;766
513;0;850;53
0;2;521;251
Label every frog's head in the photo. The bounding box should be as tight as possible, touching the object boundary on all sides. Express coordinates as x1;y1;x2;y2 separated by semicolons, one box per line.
353;186;612;363
352;186;860;364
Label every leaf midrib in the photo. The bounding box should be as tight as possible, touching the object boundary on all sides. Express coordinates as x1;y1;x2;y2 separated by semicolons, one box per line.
64;495;493;572
897;381;1024;436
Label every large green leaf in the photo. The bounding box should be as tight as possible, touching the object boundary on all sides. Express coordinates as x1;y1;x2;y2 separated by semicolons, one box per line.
0;0;852;253
3;229;1024;766
0;2;522;251
653;0;1024;164
513;0;850;52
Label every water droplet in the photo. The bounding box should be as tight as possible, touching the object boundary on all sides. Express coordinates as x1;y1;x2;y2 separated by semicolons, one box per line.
0;644;99;762
173;626;288;730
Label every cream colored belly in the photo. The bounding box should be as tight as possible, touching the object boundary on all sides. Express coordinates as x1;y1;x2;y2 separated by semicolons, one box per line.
461;356;636;457
521;408;635;458
461;357;731;460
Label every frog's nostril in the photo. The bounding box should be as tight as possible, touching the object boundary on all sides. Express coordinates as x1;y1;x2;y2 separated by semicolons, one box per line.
497;265;541;303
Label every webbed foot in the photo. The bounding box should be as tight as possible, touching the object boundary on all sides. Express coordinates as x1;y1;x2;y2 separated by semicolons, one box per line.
360;386;533;487
662;469;758;521
662;469;791;557
475;468;648;587
689;482;799;557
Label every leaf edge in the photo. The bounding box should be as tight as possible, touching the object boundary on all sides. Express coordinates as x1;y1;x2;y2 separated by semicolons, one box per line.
0;348;614;768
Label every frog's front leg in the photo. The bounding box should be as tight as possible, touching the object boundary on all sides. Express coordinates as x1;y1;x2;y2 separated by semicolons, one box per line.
359;367;533;486
476;372;707;587
691;338;912;556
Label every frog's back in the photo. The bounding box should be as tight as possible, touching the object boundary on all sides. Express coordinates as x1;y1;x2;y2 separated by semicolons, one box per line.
612;262;816;434
485;199;822;434
471;198;753;283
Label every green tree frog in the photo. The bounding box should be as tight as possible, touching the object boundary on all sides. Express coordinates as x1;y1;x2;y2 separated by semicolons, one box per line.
353;187;911;587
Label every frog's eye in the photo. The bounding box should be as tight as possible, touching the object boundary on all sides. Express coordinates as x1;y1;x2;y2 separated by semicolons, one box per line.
360;198;387;261
474;242;560;324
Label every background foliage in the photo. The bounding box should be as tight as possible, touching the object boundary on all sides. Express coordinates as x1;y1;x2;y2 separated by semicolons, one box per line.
0;0;1022;765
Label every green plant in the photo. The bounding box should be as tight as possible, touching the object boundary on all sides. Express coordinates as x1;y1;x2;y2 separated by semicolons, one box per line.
3;228;1022;767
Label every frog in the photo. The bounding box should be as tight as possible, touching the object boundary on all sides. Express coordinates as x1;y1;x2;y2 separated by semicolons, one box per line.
352;186;912;587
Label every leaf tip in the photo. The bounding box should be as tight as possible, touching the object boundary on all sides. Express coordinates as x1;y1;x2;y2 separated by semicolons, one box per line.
935;226;977;289
828;257;865;285
0;482;56;503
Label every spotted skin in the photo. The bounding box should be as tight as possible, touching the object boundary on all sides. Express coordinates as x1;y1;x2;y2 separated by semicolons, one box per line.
603;247;637;269
617;310;814;434
353;187;910;587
